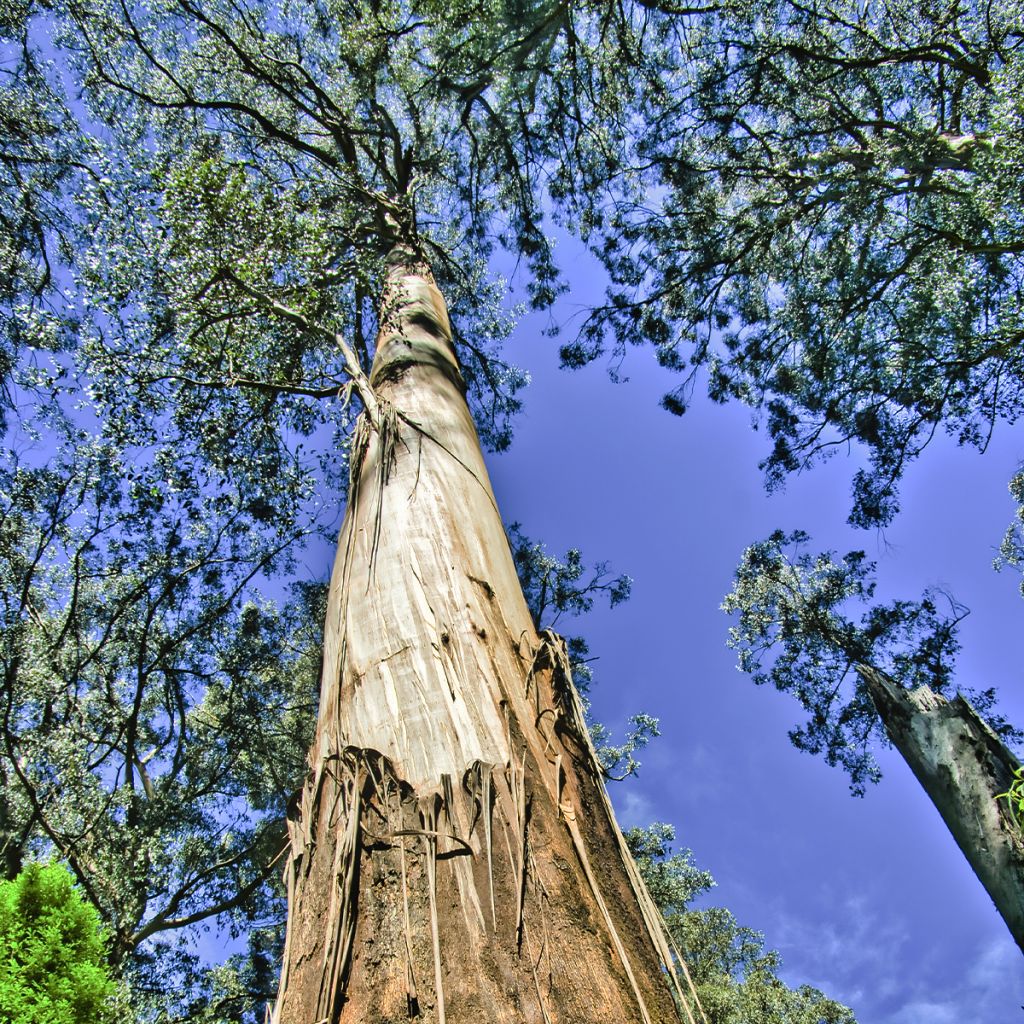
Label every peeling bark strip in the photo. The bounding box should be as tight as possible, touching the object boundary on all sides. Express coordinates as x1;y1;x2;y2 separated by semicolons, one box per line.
860;666;1024;952
271;249;696;1023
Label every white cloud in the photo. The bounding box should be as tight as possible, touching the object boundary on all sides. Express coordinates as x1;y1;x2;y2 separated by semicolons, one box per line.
879;939;1024;1024
758;894;1024;1023
647;742;729;804
771;893;909;1010
966;936;1021;991
883;999;960;1024
612;787;656;829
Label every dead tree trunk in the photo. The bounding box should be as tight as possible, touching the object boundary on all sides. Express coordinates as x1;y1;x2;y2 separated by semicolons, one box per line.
859;665;1024;953
271;246;695;1024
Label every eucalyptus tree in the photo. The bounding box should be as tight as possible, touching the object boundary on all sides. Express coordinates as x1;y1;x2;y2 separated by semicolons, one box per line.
35;1;709;1022
2;14;320;1019
721;530;1023;792
722;531;1024;952
1;0;88;420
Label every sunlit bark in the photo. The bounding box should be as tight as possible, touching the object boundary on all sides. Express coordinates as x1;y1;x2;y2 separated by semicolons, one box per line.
861;665;1024;953
271;247;692;1024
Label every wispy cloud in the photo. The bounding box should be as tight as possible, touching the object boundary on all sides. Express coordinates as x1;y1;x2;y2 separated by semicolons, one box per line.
772;893;909;1011
612;787;656;829
880;939;1024;1024
646;742;729;805
769;899;1023;1024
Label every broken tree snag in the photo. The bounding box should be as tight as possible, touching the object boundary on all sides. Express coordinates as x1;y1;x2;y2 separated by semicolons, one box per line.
859;665;1024;952
270;247;692;1023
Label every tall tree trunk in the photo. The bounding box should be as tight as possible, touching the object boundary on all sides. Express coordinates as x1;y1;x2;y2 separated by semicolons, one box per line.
859;665;1024;953
271;247;692;1024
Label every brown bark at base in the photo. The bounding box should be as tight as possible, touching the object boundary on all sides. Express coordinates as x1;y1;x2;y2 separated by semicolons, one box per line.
271;248;692;1023
860;665;1024;954
276;639;685;1024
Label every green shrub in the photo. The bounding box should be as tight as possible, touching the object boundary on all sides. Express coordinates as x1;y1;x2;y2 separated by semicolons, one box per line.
0;862;120;1024
998;765;1024;829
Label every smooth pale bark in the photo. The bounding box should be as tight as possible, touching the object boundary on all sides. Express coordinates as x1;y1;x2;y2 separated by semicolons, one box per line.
859;665;1024;953
271;248;696;1024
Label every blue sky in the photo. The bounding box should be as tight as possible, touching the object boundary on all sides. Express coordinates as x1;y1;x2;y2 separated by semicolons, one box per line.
483;241;1024;1021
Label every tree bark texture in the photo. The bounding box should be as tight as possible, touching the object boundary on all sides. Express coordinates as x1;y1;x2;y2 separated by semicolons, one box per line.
271;248;696;1024
859;665;1024;953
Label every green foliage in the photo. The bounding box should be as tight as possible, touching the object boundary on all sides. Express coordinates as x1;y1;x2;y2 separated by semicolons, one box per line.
995;466;1024;595
507;519;629;694
508;520;633;630
562;0;1024;529
0;862;124;1024
10;0;1012;1015
0;0;89;434
997;765;1024;830
0;425;323;1018
507;519;632;692
624;822;714;913
58;0;562;457
722;529;1017;793
625;823;856;1024
590;713;661;781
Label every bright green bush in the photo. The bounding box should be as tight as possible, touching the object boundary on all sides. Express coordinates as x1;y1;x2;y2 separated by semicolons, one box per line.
998;765;1024;828
0;862;120;1024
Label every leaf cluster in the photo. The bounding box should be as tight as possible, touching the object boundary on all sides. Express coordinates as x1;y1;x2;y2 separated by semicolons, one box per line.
722;528;1017;792
994;465;1024;594
508;519;632;631
506;520;656;778
563;0;1024;528
0;424;324;1017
